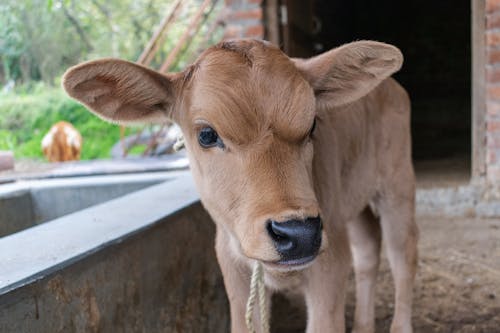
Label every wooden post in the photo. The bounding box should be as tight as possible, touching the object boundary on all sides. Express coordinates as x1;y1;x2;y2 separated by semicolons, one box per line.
0;151;14;172
137;0;184;66
472;0;486;180
160;0;212;73
265;0;280;45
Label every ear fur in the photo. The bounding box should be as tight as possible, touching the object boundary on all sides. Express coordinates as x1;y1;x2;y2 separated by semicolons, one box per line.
293;41;403;109
62;59;180;124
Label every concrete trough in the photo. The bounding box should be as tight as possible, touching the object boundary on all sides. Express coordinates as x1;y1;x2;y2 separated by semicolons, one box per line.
0;172;177;237
0;172;230;332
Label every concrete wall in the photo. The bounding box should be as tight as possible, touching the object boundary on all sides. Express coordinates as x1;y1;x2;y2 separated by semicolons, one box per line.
0;190;34;237
30;181;160;224
0;174;229;333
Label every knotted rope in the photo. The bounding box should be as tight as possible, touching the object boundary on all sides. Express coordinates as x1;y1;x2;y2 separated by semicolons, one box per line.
245;262;270;333
173;135;185;152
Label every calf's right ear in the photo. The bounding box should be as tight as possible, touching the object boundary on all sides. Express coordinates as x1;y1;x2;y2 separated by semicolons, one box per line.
63;59;181;124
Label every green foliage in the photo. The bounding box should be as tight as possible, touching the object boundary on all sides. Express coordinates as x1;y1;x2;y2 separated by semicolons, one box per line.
0;86;133;160
0;0;224;85
0;0;224;160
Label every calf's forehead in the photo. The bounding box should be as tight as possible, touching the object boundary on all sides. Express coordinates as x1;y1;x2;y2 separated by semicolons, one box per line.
187;43;316;144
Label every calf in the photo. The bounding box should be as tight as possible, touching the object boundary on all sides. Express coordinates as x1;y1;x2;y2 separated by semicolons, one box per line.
41;121;82;162
63;39;418;333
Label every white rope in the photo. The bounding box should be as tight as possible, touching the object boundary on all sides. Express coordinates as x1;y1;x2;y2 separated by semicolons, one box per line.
245;262;270;333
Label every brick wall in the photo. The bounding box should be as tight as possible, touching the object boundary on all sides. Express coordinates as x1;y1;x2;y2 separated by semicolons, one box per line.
223;0;264;39
486;0;500;181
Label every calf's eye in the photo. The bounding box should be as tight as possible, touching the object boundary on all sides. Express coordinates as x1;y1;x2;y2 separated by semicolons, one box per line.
198;127;225;149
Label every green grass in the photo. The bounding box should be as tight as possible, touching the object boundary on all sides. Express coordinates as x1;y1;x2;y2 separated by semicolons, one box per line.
0;86;136;160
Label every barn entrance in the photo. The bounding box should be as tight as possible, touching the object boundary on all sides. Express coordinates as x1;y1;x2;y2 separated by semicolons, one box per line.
270;0;472;185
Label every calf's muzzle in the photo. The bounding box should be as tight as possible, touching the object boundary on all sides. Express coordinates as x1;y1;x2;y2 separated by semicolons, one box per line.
266;216;322;265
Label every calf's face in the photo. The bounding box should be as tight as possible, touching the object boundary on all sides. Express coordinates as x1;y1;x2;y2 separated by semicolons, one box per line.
182;44;321;267
63;39;402;270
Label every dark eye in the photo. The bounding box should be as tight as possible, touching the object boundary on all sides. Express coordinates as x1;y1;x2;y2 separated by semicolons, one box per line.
309;118;317;137
198;127;225;149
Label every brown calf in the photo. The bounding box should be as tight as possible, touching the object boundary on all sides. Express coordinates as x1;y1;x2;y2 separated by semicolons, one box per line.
63;39;418;333
42;121;82;162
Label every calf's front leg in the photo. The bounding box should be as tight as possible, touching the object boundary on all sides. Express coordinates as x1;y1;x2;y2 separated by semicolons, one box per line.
216;229;261;333
304;230;351;333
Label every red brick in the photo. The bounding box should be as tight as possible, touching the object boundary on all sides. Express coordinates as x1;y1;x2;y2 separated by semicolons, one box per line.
229;8;262;21
244;24;264;38
487;133;500;147
224;25;243;38
487;101;500;116
487;0;500;13
487;119;500;131
488;13;500;29
487;30;500;46
491;136;500;148
488;48;500;64
487;66;500;83
488;84;500;100
487;149;497;164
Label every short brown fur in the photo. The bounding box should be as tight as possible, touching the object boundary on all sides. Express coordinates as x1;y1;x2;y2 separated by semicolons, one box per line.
63;39;418;333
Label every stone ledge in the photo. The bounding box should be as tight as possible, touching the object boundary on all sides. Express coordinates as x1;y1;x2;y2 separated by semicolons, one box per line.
417;182;500;218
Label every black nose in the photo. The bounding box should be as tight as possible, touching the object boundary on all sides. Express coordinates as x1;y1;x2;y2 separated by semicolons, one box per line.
266;216;322;264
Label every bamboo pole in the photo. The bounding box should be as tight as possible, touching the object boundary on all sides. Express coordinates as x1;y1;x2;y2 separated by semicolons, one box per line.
137;0;184;66
175;0;220;67
159;0;212;73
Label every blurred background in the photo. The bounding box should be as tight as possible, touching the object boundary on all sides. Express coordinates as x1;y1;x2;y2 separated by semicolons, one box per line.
0;0;224;162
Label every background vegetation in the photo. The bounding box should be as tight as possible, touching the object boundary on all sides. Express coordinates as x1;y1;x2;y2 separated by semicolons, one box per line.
0;86;127;159
0;0;223;160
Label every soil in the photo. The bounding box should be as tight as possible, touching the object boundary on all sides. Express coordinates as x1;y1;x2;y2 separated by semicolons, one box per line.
365;216;500;333
272;216;500;333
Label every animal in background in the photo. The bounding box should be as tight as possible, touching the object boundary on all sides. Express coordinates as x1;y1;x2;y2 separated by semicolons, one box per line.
41;121;82;162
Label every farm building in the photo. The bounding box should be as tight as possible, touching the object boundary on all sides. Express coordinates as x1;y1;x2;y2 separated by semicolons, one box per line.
1;1;499;332
225;0;498;185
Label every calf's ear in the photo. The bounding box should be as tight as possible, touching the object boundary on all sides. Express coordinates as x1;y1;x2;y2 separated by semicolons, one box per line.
293;41;403;110
63;59;181;124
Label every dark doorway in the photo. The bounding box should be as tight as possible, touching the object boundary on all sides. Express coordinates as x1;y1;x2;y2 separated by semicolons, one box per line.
282;0;471;171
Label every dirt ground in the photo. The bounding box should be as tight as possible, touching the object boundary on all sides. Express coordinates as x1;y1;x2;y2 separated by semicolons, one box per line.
272;215;500;333
357;216;500;333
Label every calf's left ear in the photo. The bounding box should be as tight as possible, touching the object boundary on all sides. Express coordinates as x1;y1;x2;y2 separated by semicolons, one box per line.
293;41;403;110
63;59;182;124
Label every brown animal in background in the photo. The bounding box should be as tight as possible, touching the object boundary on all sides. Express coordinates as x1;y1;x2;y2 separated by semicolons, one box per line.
63;39;418;333
41;121;82;162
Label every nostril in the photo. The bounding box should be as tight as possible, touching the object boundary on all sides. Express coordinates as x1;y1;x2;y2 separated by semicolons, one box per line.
266;221;286;241
267;217;322;262
267;221;295;250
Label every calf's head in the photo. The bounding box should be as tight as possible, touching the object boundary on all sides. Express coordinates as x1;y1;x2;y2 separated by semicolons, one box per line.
63;39;402;270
